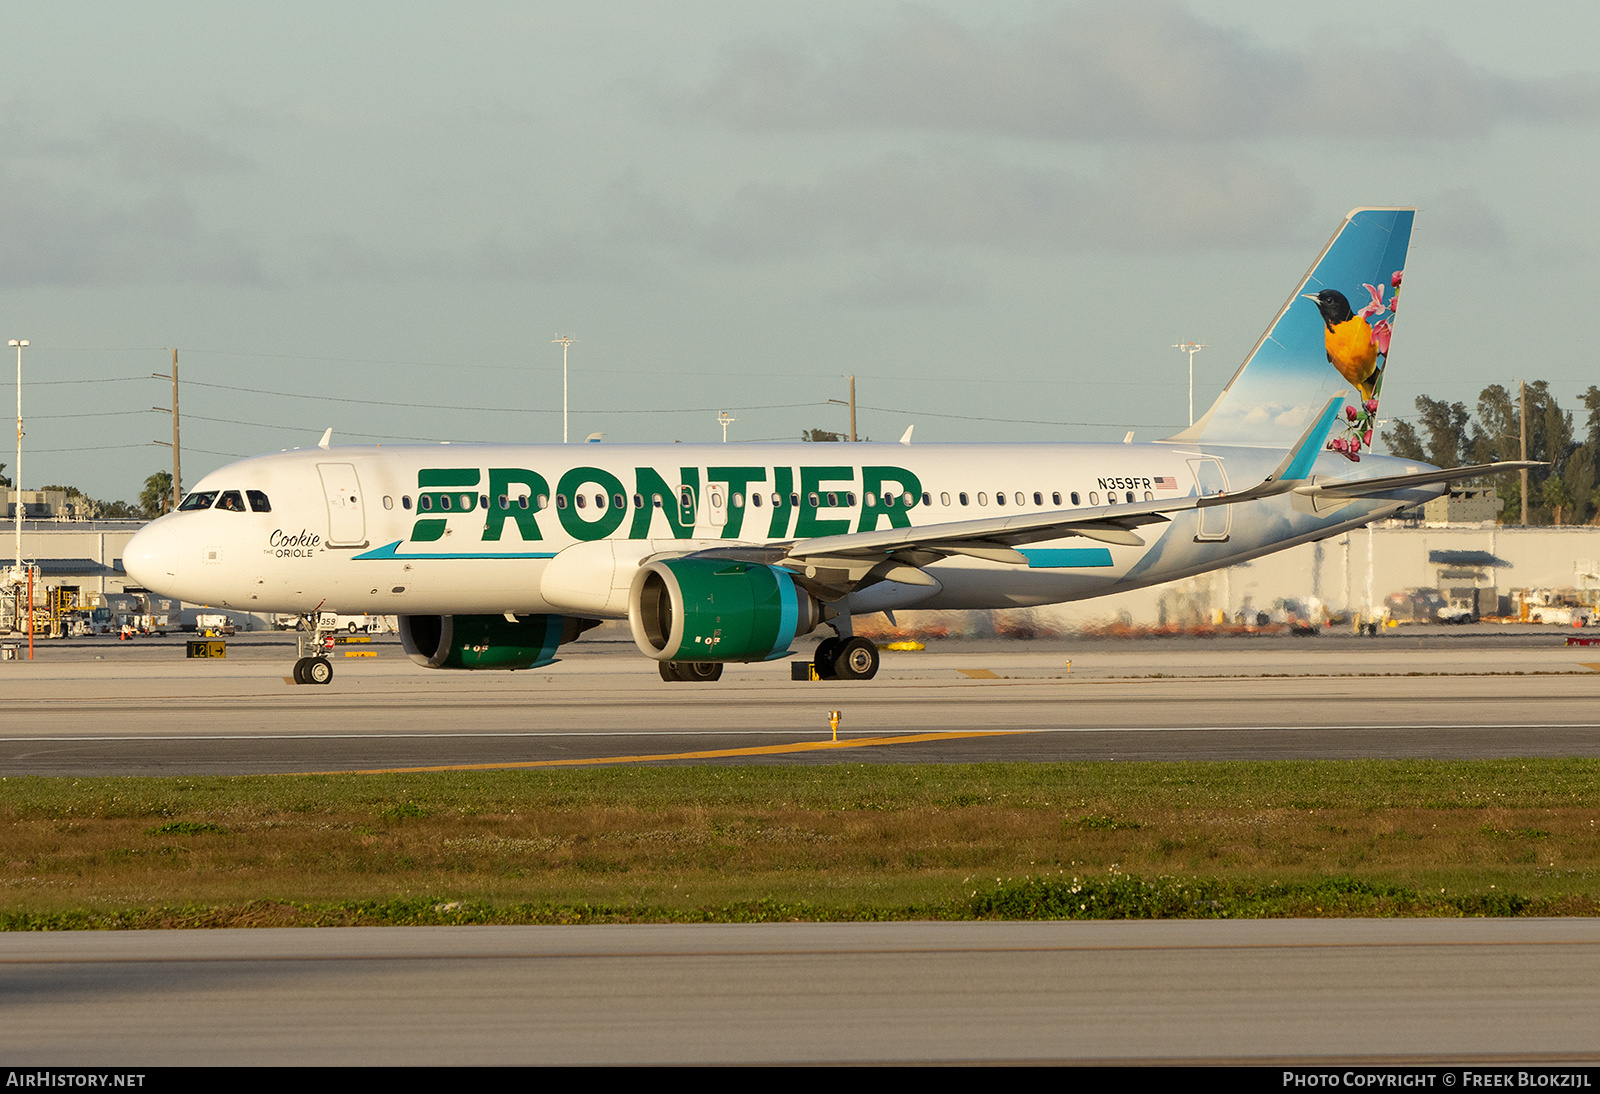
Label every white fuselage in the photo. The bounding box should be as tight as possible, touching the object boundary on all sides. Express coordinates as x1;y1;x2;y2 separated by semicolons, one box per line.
123;440;1438;619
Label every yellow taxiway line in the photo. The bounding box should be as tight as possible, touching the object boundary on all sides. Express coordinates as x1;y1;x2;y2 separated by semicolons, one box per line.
306;730;1022;776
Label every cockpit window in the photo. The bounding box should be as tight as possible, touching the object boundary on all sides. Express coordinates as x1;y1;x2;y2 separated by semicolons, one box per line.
177;491;218;511
247;490;271;513
215;491;247;512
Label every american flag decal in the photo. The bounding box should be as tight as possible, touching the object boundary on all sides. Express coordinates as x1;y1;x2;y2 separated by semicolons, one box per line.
1154;476;1178;490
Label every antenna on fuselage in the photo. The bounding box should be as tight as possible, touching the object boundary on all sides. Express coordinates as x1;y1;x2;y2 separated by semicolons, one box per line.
317;428;332;449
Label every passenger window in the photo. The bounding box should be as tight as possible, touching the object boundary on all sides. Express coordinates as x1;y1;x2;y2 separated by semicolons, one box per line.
808;493;819;507
845;492;856;506
996;493;1006;507
633;494;643;509
1071;492;1080;506
921;492;931;506
789;493;800;507
248;490;273;513
751;493;762;508
535;494;547;509
826;492;837;507
978;493;987;506
177;491;218;511
732;492;744;508
865;494;876;508
480;494;489;509
1052;492;1061;506
402;496;412;510
576;495;586;509
215;490;246;512
420;495;433;512
903;492;914;507
519;496;530;510
1033;492;1043;506
556;495;568;510
1144;491;1153;501
940;492;950;506
1089;492;1099;505
498;495;508;510
653;493;663;509
959;492;969;506
882;493;894;508
613;493;625;510
1126;491;1135;503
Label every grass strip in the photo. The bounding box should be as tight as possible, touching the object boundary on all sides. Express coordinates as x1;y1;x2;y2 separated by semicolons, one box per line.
3;759;1599;926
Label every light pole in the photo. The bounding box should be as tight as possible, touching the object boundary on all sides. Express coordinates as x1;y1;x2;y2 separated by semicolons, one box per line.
717;411;737;443
552;335;576;443
10;339;26;577
1173;342;1204;426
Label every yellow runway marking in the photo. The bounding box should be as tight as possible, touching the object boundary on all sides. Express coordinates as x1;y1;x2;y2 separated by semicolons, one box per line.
300;730;1023;776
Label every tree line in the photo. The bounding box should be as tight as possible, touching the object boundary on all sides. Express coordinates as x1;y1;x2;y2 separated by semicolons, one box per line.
1382;383;1600;525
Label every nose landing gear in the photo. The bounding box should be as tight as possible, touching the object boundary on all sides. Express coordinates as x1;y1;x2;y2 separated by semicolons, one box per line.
290;613;336;685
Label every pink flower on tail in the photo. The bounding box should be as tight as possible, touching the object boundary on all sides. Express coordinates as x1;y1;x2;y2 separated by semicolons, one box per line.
1391;270;1403;288
1364;399;1378;414
1357;283;1387;319
1346;405;1359;422
1370;319;1392;355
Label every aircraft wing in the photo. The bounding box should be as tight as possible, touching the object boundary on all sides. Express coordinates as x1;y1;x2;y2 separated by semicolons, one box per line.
1294;461;1544;499
682;397;1351;597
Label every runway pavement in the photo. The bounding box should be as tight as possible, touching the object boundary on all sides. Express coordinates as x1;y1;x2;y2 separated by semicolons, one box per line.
1;630;1597;774
5;918;1599;1065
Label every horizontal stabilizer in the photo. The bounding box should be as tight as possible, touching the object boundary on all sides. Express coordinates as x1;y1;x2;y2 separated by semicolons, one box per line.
1295;461;1545;500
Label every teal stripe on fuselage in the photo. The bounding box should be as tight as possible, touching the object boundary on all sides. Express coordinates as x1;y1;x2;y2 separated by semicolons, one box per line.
352;541;557;561
1021;548;1114;568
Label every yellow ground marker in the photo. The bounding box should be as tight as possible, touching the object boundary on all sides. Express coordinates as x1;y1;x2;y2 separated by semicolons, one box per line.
343;650;377;658
1580;663;1600;672
300;730;1022;776
958;668;1000;679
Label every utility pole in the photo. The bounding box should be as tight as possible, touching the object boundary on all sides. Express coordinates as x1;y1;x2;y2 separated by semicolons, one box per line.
827;377;860;442
1173;342;1204;426
1519;380;1528;526
151;349;181;512
552;335;575;443
10;339;26;578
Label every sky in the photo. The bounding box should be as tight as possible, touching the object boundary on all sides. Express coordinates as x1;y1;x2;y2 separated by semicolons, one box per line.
2;1;1599;502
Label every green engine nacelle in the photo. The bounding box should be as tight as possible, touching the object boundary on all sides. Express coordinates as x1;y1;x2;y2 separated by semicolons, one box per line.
399;614;598;670
629;558;823;663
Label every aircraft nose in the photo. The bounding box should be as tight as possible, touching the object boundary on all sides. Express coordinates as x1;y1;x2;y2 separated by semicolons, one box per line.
124;518;181;591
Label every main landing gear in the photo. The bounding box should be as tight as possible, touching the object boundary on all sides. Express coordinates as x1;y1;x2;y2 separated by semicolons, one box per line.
812;636;880;681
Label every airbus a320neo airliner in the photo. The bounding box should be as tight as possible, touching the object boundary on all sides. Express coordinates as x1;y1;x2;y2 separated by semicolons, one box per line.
124;208;1529;685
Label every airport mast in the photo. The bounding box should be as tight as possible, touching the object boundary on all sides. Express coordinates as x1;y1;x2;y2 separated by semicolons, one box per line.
553;335;576;443
1173;342;1204;426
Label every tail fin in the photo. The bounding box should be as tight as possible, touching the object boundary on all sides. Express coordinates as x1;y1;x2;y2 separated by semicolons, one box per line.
1169;207;1414;461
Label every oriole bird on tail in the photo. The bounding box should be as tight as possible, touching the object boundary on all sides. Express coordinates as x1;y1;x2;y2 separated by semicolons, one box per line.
1303;288;1381;402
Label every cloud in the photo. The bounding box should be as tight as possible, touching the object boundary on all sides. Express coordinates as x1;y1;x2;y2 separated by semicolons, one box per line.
94;116;255;178
828;263;984;307
694;150;1310;257
683;2;1600;142
1421;189;1508;248
0;172;263;287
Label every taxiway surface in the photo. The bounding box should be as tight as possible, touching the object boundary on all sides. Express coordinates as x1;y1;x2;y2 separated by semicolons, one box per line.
6;919;1598;1065
1;630;1596;774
